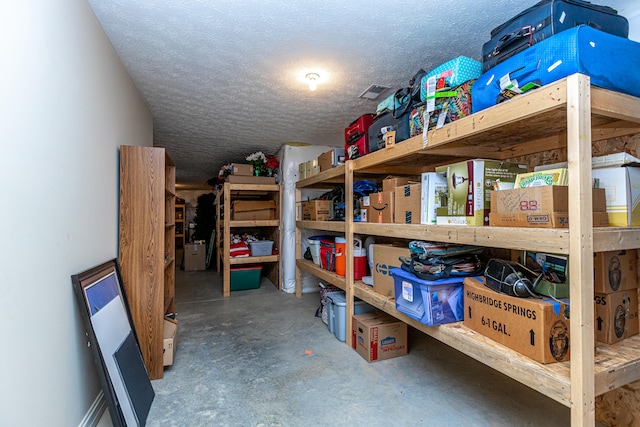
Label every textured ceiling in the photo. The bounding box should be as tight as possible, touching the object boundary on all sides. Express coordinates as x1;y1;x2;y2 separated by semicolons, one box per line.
87;0;636;188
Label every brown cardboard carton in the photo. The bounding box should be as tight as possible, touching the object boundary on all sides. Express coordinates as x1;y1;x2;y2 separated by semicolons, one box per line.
489;212;609;228
184;243;207;271
383;176;416;193
232;200;276;220
490;187;606;214
301;200;333;221
353;312;408;362
230;163;254;176
362;192;394;223
317;148;345;172
371;244;410;298
594;250;638;294
163;318;178;366
595;289;639;344
464;277;570;364
394;183;421;224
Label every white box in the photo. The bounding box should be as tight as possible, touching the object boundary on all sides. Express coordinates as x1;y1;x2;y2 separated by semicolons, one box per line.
592;165;640;226
420;171;447;225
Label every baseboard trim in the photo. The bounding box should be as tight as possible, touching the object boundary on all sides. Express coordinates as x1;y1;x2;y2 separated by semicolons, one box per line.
79;391;107;427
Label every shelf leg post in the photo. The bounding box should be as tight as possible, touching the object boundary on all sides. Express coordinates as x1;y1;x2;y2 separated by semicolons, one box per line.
567;73;595;427
345;160;354;347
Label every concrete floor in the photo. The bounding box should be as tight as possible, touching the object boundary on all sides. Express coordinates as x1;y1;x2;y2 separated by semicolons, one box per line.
103;267;573;426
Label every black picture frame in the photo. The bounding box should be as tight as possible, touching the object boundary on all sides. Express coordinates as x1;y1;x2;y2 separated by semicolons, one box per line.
71;259;154;426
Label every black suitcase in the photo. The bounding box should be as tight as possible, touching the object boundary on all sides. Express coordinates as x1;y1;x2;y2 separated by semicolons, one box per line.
368;109;411;153
481;0;628;72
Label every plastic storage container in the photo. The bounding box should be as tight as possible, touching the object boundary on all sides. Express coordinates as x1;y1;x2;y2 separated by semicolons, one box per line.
391;267;465;326
248;240;274;256
324;291;377;341
230;265;263;291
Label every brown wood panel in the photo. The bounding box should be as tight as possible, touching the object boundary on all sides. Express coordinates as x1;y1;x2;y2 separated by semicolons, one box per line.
119;145;173;380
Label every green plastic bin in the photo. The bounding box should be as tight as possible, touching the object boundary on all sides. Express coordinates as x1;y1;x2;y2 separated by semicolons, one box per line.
230;265;263;291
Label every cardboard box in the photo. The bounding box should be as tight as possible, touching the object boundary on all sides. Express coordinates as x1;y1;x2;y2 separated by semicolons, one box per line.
436;159;527;225
371;244;410;297
298;162;307;180
421;171;448;225
394;183;421;224
184;243;207;271
464;276;570;364
317;148;345;171
592;164;640;226
353;312;408;362
163;318;178;366
362;192;394;223
302;200;333;221
489;212;610;228
230;163;254;176
595;289;639;344
383;176;416;193
232;200;276;220
594;249;638;294
305;159;319;178
226;175;276;184
490;187;606;214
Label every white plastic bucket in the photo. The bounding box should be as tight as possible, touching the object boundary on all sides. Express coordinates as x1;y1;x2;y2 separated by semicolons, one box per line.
307;239;322;265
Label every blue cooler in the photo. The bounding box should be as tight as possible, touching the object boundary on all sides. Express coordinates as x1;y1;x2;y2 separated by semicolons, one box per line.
472;25;640;113
391;267;466;326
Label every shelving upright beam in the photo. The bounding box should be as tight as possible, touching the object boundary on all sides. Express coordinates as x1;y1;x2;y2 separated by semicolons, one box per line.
567;74;595;426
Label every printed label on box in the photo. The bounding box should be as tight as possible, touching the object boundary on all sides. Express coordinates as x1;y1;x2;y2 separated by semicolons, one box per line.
402;280;413;302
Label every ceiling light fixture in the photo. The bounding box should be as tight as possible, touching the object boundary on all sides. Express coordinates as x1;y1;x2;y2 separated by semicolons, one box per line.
306;73;320;91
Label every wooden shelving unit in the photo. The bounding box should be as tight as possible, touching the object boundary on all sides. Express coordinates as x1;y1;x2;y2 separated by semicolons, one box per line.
216;182;281;297
295;74;640;426
175;203;185;248
119;145;176;380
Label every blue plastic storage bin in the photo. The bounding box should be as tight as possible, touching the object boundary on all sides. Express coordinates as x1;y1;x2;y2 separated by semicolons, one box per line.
391;267;466;326
324;291;377;342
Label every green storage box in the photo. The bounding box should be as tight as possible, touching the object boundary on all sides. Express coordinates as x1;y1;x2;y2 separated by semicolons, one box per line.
230;265;263;291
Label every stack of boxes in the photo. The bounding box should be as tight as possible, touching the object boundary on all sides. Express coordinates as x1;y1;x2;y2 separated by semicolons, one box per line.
593;250;639;344
298;148;345;181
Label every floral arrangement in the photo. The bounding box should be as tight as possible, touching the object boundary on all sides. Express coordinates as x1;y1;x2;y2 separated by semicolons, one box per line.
265;155;279;170
246;151;266;166
244;151;279;176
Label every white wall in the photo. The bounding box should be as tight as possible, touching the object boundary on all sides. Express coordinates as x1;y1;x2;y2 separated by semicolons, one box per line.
0;1;152;425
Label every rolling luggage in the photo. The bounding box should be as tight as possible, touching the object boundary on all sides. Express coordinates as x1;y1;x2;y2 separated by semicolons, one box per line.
420;56;481;101
410;80;474;137
481;0;628;73
344;114;375;144
368;110;411;153
472;25;640;113
345;133;369;160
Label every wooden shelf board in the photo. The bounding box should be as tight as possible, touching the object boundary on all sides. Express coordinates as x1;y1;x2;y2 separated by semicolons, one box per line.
296;165;345;188
228;255;279;265
296;220;345;233
229;220;279;227
226;183;280;192
163;296;173;314
353;223;571;254
296;259;345;290
353;282;640;406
